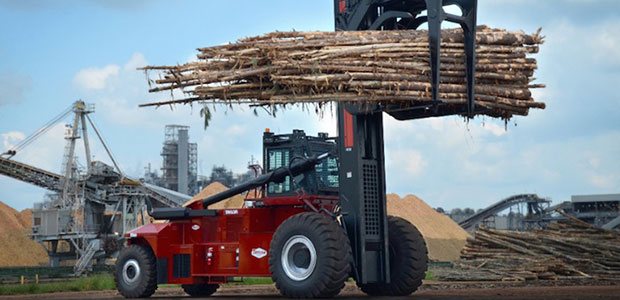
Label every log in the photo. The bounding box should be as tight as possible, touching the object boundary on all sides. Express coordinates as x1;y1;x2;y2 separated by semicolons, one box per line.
452;222;620;282
140;26;545;120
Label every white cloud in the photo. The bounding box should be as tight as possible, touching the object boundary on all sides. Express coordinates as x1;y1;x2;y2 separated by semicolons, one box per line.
2;124;67;173
73;64;120;90
1;131;25;150
185;53;200;64
480;122;507;137
592;21;620;67
388;149;427;177
315;109;338;137
588;174;614;189
80;53;210;131
123;52;148;72
544;19;620;69
2;121;123;180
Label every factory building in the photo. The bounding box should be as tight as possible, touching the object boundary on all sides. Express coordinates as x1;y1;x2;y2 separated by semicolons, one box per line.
570;194;620;229
160;125;198;195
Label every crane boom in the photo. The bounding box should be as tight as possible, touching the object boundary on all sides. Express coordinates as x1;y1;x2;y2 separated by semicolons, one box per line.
0;157;62;191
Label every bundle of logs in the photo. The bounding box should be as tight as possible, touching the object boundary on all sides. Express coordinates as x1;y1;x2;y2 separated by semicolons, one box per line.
141;26;545;119
441;216;620;282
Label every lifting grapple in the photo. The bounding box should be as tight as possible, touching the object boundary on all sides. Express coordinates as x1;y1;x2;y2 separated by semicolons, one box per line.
116;0;478;298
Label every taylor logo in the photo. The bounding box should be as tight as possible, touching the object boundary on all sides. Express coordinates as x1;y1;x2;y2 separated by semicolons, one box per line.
224;209;239;215
251;248;268;259
191;224;200;231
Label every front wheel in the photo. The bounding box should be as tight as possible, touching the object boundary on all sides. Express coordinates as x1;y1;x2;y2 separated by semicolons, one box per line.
269;212;352;298
115;244;158;298
358;216;428;296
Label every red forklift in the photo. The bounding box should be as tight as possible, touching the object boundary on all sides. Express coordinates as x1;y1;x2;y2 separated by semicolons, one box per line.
116;0;479;298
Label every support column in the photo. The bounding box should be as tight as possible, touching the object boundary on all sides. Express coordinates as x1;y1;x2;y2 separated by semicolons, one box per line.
337;104;390;284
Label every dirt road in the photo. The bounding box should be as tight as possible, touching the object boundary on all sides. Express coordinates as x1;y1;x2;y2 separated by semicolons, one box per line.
3;283;619;299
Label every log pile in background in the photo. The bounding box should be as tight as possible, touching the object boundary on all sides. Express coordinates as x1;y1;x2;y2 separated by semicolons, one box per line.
141;26;545;119
438;217;620;282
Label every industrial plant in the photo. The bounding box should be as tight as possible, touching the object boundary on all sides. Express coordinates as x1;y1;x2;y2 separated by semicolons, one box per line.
0;101;189;274
142;125;200;195
0;0;618;299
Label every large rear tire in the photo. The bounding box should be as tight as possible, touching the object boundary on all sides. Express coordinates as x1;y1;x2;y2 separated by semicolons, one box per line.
181;284;219;297
115;244;158;298
358;216;428;296
270;212;352;298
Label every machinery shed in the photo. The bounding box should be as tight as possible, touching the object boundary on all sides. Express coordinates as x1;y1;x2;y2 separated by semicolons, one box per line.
571;194;620;229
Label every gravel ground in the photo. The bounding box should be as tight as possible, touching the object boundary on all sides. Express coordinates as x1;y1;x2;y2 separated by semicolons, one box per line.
3;281;619;300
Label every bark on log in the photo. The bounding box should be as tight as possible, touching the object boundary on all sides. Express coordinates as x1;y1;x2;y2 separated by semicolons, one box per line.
140;26;545;120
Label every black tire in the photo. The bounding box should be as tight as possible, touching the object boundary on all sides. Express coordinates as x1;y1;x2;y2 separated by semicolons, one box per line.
115;244;158;298
358;216;428;296
270;212;352;298
181;284;219;297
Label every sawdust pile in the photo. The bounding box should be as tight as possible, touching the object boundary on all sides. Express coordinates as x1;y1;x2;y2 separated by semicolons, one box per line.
387;194;469;262
0;202;48;267
19;208;33;227
184;182;245;209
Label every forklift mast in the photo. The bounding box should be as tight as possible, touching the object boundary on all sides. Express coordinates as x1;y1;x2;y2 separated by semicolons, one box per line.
334;0;478;284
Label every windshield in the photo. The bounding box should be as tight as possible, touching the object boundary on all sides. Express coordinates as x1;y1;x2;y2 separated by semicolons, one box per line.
316;156;339;189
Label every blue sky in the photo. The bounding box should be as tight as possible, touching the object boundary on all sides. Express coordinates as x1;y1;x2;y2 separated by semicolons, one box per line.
0;0;618;211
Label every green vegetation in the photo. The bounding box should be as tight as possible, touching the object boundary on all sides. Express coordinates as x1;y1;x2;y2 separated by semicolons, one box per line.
227;277;273;285
0;274;115;295
425;271;434;281
240;277;273;285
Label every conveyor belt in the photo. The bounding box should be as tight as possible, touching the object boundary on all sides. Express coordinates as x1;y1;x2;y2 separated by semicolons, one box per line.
602;215;620;230
459;194;549;231
0;157;62;191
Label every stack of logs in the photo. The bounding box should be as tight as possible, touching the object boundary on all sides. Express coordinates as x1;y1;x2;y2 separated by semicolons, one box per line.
141;26;545;119
443;216;620;282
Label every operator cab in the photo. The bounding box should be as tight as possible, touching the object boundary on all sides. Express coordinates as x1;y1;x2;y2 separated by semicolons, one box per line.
262;129;338;197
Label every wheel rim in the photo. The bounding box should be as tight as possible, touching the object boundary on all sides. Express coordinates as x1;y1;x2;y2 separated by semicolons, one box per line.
281;235;317;281
122;259;141;285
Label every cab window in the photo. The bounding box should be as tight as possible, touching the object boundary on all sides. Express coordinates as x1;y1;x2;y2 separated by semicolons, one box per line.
267;149;291;194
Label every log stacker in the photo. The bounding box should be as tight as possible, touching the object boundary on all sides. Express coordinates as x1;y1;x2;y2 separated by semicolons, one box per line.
115;0;479;298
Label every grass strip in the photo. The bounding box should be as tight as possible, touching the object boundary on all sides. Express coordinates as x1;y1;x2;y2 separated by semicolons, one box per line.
0;274;115;295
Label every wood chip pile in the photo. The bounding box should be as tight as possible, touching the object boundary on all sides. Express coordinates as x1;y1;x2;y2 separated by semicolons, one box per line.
184;182;245;209
141;26;545;119
387;194;469;262
439;217;620;282
0;202;48;267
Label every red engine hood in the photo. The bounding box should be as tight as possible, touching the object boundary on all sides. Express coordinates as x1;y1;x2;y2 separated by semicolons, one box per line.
125;222;170;238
